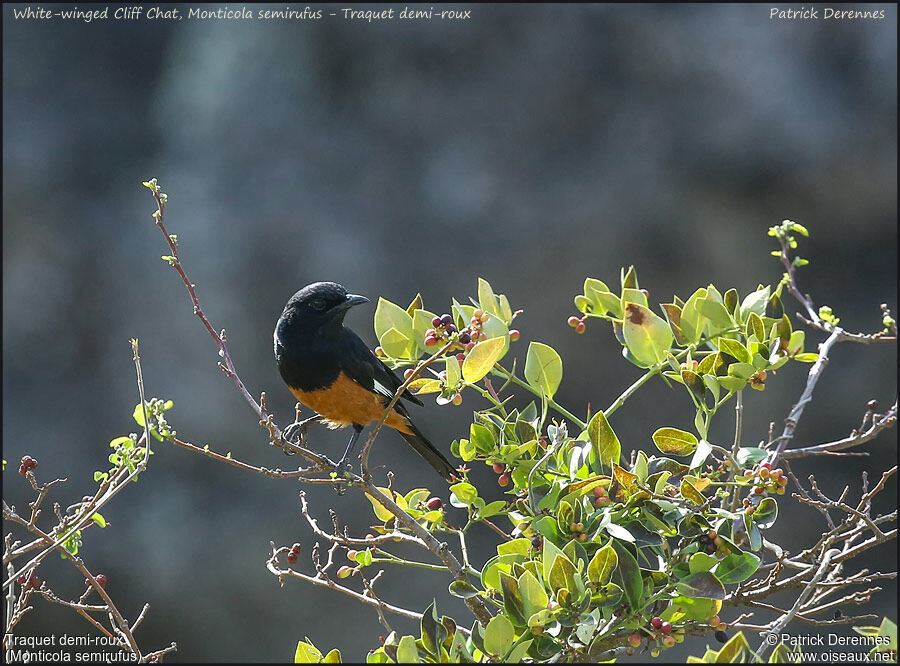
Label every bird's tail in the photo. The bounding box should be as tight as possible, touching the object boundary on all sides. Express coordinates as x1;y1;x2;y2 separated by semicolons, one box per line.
398;420;458;482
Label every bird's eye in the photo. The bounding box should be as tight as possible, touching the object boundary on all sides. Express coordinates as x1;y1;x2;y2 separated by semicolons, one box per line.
310;298;327;311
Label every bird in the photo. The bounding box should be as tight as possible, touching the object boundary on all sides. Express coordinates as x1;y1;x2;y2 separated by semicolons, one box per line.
274;281;457;482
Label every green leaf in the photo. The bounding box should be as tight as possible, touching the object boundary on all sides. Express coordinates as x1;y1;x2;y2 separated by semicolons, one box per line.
694;298;733;332
476;501;507;520
622;303;673;366
374;298;414;352
396;635;419;664
364;487;407;522
587;410;621;469
524;342;563;398
688;438;713;471
587;544;617;585
462;336;506;383
449;482;479;507
739;286;771;321
445;355;461;389
548;553;578;594
652;427;698;457
610;540;643;609
483;614;514;656
448;580;480;599
420;601;446;657
518;570;549;620
497;539;532;557
716;630;751;662
753;497;778;529
717;338;752;365
675;571;726;599
505;639;533;663
322;649;341;663
688;552;719;574
715;552;760;584
380;327;414;359
294;639;323;663
477;278;501;318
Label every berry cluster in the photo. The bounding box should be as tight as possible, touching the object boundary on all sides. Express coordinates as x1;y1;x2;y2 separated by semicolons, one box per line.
631;615;684;655
19;455;38;476
592;484;612;507
287;543;301;566
741;461;787;510
491;462;511;487
568;522;588;542
567;316;586;334
424;313;461;347
697;529;731;557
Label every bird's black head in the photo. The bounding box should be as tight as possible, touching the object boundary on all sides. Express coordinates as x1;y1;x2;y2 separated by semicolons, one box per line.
279;282;369;334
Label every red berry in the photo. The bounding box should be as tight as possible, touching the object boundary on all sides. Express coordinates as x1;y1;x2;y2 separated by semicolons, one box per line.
760;462;772;471
473;308;484;320
480;313;490;323
456;353;466;365
441;314;454;327
425;336;439;347
629;633;642;647
465;341;476;351
18;465;27;476
592;485;606;497
431;316;442;328
771;468;783;480
595;496;611;507
778;476;788;486
16;575;27;585
707;543;717;553
575;322;586;334
662;635;676;648
660;621;673;635
758;467;769;479
498;473;510;487
425;497;443;511
509;329;520;342
567;316;580;327
336;566;353;579
709;615;721;627
458;332;471;344
492;462;506;474
403;368;414;379
26;572;40;590
451;393;463;406
707;530;717;540
651;616;663;630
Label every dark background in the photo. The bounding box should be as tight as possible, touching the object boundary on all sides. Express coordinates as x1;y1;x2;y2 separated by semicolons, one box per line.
3;3;896;662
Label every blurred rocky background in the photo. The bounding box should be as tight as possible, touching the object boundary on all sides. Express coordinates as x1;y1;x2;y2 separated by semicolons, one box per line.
3;3;896;662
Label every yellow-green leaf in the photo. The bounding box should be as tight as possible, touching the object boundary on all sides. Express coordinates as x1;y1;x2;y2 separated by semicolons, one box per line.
524;342;563;398
463;336;506;383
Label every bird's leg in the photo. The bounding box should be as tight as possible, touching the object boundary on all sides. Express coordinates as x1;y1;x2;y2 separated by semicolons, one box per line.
282;414;323;455
333;424;363;495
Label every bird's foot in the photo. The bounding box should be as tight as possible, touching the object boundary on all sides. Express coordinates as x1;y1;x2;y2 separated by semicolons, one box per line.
331;458;354;495
282;415;322;455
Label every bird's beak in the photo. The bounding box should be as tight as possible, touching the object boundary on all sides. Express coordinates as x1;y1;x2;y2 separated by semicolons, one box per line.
337;294;369;310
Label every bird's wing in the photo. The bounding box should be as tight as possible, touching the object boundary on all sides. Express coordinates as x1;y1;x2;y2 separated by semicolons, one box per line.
339;330;424;407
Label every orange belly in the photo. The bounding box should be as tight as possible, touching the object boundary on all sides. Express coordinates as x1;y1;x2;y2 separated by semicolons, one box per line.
289;372;412;434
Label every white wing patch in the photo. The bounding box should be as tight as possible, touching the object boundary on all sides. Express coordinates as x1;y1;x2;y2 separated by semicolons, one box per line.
373;379;394;399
